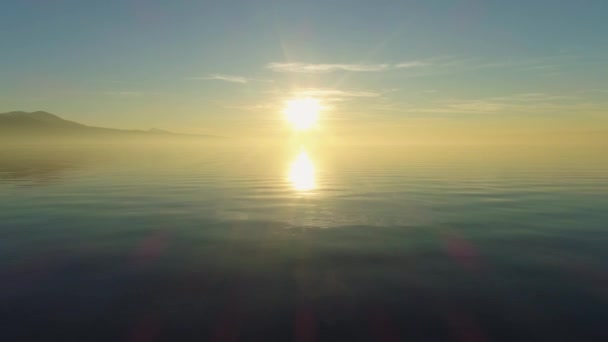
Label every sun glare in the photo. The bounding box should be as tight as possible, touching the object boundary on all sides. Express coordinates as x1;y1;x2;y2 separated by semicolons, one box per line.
288;149;315;192
283;98;321;131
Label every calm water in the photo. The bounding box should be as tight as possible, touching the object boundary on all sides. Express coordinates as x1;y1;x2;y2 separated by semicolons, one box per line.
1;143;608;341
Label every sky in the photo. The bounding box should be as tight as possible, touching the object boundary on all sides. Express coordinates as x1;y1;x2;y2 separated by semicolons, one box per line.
2;0;608;141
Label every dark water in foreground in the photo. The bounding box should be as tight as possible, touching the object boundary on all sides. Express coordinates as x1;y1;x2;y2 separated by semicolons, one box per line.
1;143;608;341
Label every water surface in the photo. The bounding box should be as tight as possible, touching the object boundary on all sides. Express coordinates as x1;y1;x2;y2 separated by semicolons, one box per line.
1;143;607;341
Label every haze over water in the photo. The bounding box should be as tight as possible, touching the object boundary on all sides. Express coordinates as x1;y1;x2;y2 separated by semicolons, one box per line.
2;142;608;340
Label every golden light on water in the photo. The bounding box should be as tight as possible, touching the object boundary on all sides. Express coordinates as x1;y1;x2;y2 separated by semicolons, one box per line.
288;149;315;191
283;98;321;131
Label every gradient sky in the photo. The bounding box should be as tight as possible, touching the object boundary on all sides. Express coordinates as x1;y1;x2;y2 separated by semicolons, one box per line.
2;0;608;140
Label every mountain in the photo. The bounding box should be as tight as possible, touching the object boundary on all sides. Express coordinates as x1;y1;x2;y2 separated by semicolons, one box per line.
0;111;214;140
0;111;86;130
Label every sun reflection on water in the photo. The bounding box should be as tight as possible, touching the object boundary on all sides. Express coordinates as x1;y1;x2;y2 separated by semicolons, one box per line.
288;148;315;192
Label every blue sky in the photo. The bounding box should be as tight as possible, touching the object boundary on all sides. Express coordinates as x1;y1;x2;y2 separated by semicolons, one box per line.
2;0;607;137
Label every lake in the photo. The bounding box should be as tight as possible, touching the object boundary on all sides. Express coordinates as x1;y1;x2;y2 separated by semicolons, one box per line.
1;142;608;341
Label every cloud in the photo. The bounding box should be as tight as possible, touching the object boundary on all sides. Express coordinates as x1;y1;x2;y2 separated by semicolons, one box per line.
229;103;278;112
265;56;566;75
488;93;577;102
187;74;274;84
235;88;383;113
443;100;507;113
375;55;576;80
267;60;432;73
467;55;577;71
400;92;583;115
294;88;381;99
577;89;608;94
188;74;251;84
267;62;391;73
395;61;428;68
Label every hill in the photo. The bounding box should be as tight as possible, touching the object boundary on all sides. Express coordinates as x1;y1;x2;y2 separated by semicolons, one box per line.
0;111;214;141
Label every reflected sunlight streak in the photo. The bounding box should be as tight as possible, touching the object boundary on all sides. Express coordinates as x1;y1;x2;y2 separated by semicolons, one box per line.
288;149;316;192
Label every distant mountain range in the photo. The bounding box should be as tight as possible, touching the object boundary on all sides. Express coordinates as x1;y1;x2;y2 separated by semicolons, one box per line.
0;111;214;140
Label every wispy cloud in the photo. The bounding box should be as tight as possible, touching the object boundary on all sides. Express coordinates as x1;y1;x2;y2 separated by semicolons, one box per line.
188;74;251;84
267;56;569;75
187;74;274;84
577;89;608;95
465;54;579;72
487;93;577;102
400;92;584;115
265;59;453;73
294;88;382;99
228;103;278;112
267;62;392;73
388;55;576;79
395;61;429;69
234;88;384;113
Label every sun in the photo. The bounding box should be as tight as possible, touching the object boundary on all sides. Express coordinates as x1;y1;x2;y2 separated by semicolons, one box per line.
283;98;321;131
